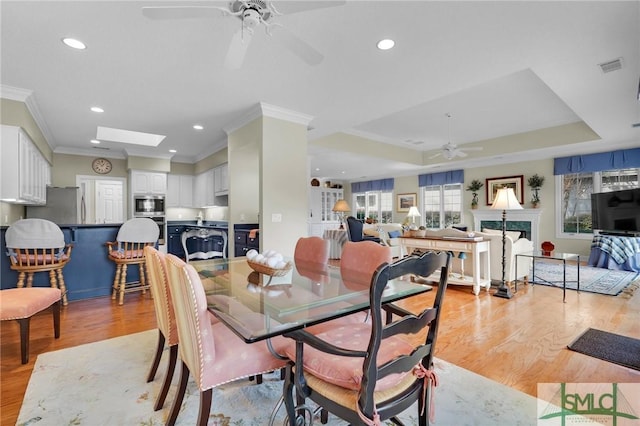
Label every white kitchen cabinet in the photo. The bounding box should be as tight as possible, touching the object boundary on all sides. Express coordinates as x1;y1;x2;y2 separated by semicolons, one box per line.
1;125;49;205
309;187;343;223
130;170;167;195
214;163;228;195
167;174;194;208
193;169;214;207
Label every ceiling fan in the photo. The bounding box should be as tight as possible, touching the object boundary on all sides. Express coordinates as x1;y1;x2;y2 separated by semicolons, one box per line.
429;113;483;160
142;0;345;70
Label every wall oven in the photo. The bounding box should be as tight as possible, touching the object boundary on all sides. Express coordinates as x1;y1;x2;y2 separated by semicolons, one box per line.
133;195;165;217
147;216;165;245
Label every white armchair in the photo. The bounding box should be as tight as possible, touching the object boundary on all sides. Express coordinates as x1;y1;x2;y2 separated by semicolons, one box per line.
362;223;405;258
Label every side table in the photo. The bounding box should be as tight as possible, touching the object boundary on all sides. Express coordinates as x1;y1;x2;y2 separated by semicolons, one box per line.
515;251;580;302
323;229;348;259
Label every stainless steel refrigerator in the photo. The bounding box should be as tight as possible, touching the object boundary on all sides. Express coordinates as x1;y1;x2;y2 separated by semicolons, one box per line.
26;186;85;224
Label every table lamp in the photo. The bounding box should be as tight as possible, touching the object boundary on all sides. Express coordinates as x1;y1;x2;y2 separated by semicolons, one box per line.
407;206;421;230
490;187;523;299
332;199;350;229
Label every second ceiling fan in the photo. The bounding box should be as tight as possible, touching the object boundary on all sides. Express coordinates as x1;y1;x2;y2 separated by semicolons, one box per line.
142;0;345;70
429;113;483;160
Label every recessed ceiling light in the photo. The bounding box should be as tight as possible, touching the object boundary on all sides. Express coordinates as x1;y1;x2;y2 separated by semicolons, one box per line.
62;37;86;50
90;106;104;113
90;139;100;144
315;168;320;171
193;125;204;130
169;149;177;153
377;39;395;50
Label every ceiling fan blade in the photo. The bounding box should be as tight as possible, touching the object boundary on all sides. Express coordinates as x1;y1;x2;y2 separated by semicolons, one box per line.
429;152;444;160
456;151;469;158
142;6;229;20
270;26;323;65
224;28;253;70
273;1;346;15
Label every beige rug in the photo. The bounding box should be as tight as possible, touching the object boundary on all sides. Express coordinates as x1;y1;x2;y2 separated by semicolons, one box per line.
18;330;538;425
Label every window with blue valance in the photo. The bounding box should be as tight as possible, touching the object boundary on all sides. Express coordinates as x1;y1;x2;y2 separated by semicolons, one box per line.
554;148;640;175
350;178;394;193
418;169;464;187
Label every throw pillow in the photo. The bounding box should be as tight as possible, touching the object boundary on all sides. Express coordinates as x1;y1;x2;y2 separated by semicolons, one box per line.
388;230;401;238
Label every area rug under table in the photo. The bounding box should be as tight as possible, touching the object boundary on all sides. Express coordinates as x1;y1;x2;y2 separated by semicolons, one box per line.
531;262;640;296
568;328;640;371
18;330;538;426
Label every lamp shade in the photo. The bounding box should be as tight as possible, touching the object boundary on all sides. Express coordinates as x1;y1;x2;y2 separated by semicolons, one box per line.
332;199;351;213
490;187;523;210
407;206;421;218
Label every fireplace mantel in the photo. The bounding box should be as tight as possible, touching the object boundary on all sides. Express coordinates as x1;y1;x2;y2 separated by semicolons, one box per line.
471;208;543;250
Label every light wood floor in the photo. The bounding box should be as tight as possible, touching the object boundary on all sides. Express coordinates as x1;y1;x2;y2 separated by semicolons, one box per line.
2;279;639;425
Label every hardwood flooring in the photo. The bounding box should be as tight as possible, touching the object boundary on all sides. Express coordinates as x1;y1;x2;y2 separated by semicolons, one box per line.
2;279;639;425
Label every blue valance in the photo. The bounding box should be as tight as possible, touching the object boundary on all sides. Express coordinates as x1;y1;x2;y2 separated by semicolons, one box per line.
554;148;640;175
351;178;394;193
418;170;464;187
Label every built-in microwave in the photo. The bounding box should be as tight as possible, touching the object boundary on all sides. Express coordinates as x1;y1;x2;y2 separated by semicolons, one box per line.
133;195;165;216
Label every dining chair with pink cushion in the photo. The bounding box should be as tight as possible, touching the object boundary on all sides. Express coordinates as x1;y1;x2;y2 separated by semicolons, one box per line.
0;287;61;364
294;236;330;265
283;250;451;426
164;254;289;426
5;218;72;305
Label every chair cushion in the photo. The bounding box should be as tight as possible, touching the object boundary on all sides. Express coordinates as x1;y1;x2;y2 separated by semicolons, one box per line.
388;230;402;238
109;249;145;260
284;323;415;392
0;288;61;320
12;252;69;265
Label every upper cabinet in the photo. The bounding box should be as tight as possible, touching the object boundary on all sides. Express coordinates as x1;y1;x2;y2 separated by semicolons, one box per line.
130;170;167;195
214;163;228;196
167;174;194;208
309;187;343;223
0;125;50;205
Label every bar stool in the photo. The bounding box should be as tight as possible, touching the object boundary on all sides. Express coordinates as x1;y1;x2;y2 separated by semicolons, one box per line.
106;218;159;305
5;219;72;305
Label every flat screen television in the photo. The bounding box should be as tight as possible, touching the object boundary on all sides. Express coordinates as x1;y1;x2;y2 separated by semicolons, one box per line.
591;188;640;236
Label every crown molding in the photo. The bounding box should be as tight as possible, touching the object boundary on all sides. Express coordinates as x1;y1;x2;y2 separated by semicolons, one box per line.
223;102;314;135
194;137;228;163
124;147;174;160
1;84;56;149
54;146;127;160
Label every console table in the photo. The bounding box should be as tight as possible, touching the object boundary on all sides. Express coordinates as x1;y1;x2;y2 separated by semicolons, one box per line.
399;236;491;295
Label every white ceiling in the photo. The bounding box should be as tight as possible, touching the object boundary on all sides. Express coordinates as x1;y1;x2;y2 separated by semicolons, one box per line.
1;1;639;181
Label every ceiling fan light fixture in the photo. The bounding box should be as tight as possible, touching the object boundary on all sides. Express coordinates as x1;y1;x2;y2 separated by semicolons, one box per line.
62;37;86;50
377;39;395;50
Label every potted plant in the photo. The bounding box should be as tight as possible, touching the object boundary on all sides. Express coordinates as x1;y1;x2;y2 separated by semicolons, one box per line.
466;179;484;209
527;174;545;208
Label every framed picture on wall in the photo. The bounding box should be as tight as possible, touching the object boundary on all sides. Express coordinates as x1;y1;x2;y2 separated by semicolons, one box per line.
397;193;417;212
486;175;524;205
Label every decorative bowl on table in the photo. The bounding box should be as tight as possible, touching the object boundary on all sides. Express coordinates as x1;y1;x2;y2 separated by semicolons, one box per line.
246;259;293;277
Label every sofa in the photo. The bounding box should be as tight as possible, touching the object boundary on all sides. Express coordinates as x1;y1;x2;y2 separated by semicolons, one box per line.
363;223;404;258
420;227;534;285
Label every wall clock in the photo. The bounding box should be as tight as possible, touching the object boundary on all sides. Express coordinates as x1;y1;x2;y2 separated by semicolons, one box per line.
92;158;112;174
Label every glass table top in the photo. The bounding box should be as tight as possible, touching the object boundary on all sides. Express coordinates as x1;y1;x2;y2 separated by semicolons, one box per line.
518;250;580;260
192;257;431;343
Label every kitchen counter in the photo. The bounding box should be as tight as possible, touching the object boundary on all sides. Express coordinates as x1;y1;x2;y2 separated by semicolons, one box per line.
1;224;126;302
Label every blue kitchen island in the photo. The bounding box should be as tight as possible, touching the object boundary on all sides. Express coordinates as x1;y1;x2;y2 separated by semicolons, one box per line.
1;224;126;302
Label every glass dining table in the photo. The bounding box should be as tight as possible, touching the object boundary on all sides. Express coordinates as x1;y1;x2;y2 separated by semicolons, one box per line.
192;257;433;344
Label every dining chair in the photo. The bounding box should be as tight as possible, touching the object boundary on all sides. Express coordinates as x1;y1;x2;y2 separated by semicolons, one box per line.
5;218;73;305
164;254;289;426
106;218;159;305
0;287;61;364
283;250;451;426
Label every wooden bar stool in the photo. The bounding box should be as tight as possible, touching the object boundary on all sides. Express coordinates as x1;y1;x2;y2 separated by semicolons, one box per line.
0;288;61;364
106;218;159;305
5;219;72;305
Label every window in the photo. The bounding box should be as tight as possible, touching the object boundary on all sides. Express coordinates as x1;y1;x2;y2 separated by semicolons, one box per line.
421;184;462;229
353;191;393;223
557;168;639;237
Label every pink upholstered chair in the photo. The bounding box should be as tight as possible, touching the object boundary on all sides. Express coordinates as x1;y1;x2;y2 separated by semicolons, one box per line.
106;218;159;305
164;254;289;426
5;218;72;305
0;287;61;364
340;241;392;290
294;236;330;265
144;246;227;411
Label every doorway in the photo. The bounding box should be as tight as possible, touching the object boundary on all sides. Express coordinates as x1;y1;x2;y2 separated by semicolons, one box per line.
76;176;126;224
